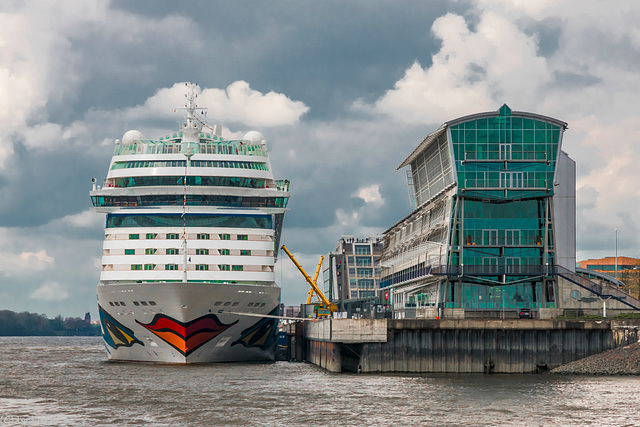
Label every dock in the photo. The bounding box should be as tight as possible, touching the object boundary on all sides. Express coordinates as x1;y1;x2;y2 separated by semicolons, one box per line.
289;318;640;373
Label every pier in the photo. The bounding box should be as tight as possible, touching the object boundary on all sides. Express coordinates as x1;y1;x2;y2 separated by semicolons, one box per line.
297;318;640;373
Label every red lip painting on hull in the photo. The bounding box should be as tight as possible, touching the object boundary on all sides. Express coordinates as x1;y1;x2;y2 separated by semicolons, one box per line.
136;313;238;357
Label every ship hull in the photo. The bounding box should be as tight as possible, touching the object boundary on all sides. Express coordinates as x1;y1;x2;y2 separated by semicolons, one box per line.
97;282;280;364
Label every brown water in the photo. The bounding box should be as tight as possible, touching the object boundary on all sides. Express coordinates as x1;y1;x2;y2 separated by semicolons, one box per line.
0;337;638;426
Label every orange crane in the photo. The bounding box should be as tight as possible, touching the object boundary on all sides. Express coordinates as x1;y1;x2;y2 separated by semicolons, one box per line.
280;245;338;317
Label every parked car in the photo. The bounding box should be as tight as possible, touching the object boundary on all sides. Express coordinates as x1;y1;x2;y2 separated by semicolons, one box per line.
518;309;533;319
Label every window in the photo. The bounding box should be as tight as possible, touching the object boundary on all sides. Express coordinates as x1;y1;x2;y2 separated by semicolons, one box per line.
146;233;157;239
240;250;251;256
196;264;209;271
129;234;139;240
149;301;157;306
355;245;371;255
131;264;142;270
145;248;157;255
219;264;230;271
144;264;156;270
196;249;209;255
237;234;248;241
125;249;135;255
167;233;180;240
232;265;243;271
219;249;230;255
219;234;231;240
165;264;178;270
133;301;139;306
166;248;179;255
197;233;210;240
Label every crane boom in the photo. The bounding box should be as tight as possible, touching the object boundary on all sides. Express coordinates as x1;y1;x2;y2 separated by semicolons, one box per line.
281;245;337;312
306;257;323;304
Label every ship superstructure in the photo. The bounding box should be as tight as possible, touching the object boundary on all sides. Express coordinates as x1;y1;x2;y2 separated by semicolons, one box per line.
90;83;289;363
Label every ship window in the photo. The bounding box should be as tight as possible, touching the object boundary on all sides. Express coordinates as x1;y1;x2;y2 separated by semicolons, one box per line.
131;264;142;270
214;301;222;306
219;234;231;240
247;303;254;307
240;250;251;256
166;233;180;240
197;233;210;240
196;249;209;255
125;249;135;255
232;302;239;307
219;264;230;271
232;265;244;271
129;234;139;240
109;302;115;306
141;301;148;306
144;264;156;270
113;302;120;306
120;302;126;306
196;264;209;271
133;301;140;306
223;302;231;306
149;301;156;306
166;248;179;255
145;248;157;255
146;233;157;239
260;303;265;307
219;249;230;255
165;264;178;270
237;235;248;241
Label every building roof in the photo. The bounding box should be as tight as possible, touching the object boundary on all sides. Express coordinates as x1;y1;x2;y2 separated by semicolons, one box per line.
397;104;569;170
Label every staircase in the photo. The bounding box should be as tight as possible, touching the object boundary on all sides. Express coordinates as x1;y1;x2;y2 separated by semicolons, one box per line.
554;265;640;311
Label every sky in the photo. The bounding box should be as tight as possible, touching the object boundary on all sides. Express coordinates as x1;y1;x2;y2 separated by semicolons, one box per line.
1;0;640;317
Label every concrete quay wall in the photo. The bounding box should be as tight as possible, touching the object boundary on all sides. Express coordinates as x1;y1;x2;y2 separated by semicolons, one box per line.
304;318;640;373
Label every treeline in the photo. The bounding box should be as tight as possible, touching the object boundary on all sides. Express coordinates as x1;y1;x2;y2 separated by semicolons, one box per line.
0;310;101;336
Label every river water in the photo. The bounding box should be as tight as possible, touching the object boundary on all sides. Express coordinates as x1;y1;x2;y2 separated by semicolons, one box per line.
0;337;638;426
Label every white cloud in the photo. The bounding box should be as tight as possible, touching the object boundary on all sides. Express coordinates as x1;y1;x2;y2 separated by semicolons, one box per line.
0;249;54;275
361;11;549;124
30;281;69;301
128;81;309;128
353;184;384;205
58;210;104;229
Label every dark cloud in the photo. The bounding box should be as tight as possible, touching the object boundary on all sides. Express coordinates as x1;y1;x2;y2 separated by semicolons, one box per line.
56;0;459;125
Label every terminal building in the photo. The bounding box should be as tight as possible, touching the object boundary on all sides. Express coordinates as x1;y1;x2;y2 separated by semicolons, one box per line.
380;105;640;319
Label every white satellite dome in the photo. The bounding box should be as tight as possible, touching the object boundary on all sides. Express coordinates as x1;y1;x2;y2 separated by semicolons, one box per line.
243;131;266;144
122;130;145;145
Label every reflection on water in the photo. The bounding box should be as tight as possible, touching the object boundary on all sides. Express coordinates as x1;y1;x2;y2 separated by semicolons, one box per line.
0;337;638;426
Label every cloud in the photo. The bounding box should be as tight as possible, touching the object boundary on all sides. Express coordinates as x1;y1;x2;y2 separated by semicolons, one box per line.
30;281;69;301
353;184;384;205
0;249;54;275
359;11;549;124
127;81;310;128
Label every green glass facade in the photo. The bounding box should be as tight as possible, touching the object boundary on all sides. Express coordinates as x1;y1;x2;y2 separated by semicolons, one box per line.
445;105;564;311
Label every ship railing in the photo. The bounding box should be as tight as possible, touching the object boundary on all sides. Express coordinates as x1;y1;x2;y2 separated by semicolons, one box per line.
113;140;268;157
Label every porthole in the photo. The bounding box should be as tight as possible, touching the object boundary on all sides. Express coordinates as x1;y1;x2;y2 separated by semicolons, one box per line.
149;301;156;306
232;302;239;307
141;301;148;306
223;302;231;307
133;301;140;306
214;301;222;306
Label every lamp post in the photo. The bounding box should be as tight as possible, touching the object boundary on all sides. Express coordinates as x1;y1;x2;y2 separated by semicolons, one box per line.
615;229;618;280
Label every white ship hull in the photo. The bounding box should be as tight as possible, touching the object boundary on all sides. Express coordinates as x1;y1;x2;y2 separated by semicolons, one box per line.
97;282;280;363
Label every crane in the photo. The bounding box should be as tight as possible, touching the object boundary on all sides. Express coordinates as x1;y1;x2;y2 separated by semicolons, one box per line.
280;245;338;317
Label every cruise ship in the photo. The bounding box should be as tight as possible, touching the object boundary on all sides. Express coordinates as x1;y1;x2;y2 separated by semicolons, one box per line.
90;83;289;363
